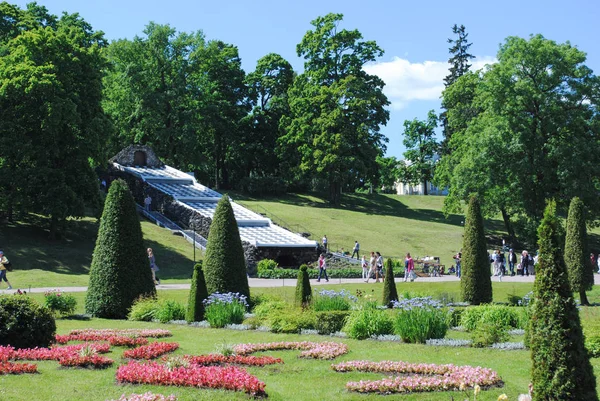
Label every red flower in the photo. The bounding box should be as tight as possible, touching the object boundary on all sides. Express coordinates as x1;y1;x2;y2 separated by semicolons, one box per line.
123;342;179;360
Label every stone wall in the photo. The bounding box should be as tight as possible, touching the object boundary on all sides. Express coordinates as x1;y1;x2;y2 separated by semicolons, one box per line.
257;246;320;268
109;144;164;168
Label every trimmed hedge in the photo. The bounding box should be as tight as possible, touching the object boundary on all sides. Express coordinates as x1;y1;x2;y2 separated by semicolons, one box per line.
186;262;208;322
565;197;594;305
257;267;405;279
382;258;399;307
295;264;312;308
203;196;250;299
0;296;56;349
85;179;156;319
315;311;350;335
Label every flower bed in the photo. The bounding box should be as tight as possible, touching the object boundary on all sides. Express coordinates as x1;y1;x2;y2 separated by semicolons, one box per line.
123;342;179;360
332;360;502;394
186;354;283;367
59;354;114;368
108;393;177;401
233;341;348;360
116;361;266;396
0;361;38;375
109;336;149;347
56;329;171;344
0;343;111;361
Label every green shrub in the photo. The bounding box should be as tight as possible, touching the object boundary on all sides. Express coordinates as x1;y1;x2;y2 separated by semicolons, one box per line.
313;289;356;311
382;258;399;307
44;290;77;317
154;300;186;323
268;309;316;334
529;201;597;400
252;299;287;318
343;307;394;340
565;197;594;305
85;179;156;319
204;196;250;299
460;305;524;331
315;311;350;335
586;336;600;358
393;307;448;343
203;292;248;328
471;323;509;348
257;267;405;279
128;297;159;322
257;259;278;276
186;262;208;322
295;264;312;308
448;307;465;327
460;196;493;305
0;296;56;349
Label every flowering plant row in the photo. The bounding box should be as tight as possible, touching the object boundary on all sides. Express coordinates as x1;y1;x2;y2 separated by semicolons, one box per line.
332;360;502;394
0;343;110;361
58;354;114;368
107;393;177;401
203;292;248;308
0;361;38;375
233;341;348;360
109;336;149;347
116;361;266;396
186;354;283;367
56;329;171;344
123;342;179;360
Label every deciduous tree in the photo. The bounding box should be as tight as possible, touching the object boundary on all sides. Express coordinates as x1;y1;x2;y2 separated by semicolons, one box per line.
400;110;439;195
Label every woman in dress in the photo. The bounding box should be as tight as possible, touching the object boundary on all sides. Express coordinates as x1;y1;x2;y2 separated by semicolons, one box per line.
404;253;415;282
147;248;160;285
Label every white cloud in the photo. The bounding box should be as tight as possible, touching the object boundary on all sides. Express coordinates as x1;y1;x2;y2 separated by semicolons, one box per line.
364;56;496;109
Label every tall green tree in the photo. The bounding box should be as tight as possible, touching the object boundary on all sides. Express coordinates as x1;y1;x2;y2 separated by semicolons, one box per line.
529;200;597;400
382;258;398;307
0;3;111;237
460;196;492;305
280;13;390;204
186;262;208;322
399;110;439;195
564;197;594;306
203;196;250;298
437;35;600;245
85;180;156;319
440;24;475;155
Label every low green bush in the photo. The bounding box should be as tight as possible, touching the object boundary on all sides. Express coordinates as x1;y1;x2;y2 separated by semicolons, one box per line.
204;293;248;328
0;296;56;349
448;307;465;327
268;309;317;333
461;305;525;331
154;300;186;323
43;290;77;317
252;299;287;318
471;322;509;348
393;307;448;343
256;267;406;279
343;306;394;340
315;311;350;335
128;297;159;321
256;259;278;276
586;336;600;358
129;298;186;323
313;289;357;311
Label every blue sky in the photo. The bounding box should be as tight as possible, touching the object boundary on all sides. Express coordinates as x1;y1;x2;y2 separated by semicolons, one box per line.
13;0;600;158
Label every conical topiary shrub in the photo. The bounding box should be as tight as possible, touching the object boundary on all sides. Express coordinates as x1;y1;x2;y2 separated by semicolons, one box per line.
85;179;156;318
529;200;598;400
295;264;312;308
564;197;594;306
186;262;208;322
382;258;398;307
203;196;250;298
460;196;492;305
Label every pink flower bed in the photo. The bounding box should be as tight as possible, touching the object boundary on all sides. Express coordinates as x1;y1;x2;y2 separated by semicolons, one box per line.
116;361;266;396
108;393;177;401
123;342;179;360
109;336;149;347
0;343;110;361
56;329;171;344
59;354;114;368
233;341;348;360
332;360;502;394
186;354;283;367
0;361;38;375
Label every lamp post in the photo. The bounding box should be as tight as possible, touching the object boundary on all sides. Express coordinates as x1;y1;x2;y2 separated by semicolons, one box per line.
192;221;196;264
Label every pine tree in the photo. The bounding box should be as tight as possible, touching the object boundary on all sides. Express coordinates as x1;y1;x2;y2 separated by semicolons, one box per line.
85;179;156;318
564;197;594;306
529;200;597;400
460;196;492;304
203;196;250;298
186;262;208;322
382;258;398;307
295;264;312;308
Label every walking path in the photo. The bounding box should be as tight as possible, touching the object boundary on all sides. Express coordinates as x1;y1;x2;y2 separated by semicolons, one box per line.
0;274;556;294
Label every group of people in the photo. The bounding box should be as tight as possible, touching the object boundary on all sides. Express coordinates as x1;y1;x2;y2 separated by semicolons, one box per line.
359;252;384;283
490;249;535;280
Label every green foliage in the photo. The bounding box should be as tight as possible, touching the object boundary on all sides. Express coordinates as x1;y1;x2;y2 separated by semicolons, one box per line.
343;306;394;340
186;262;208;322
294;264;312;308
44;291;77;317
460;196;492;304
257;259;278;276
461;305;525;331
529;201;598;400
313;290;355;312
315;311;350;335
154;300;186;323
585;336;600;358
204;300;246;328
203;196;250;298
85;180;156;319
0;296;56;349
382;258;398;307
257;266;404;279
393;307;448;343
470;323;509;348
267;309;317;334
128;298;185;323
128;297;159;322
565;197;594;305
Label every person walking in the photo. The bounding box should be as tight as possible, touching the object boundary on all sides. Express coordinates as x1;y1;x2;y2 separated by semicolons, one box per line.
404;252;415;282
521;250;530;276
317;253;329;282
144;194;152;212
366;251;376;283
597;253;600;274
454;251;462;278
375;252;384;282
0;251;13;290
351;241;360;259
147;248;160;285
508;249;517;276
361;255;369;280
322;235;328;252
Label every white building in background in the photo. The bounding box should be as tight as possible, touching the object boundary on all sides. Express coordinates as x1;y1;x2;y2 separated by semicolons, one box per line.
393;155;448;196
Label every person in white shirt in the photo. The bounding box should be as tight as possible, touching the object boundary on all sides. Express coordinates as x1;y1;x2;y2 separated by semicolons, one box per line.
361;255;369;280
322;235;328;252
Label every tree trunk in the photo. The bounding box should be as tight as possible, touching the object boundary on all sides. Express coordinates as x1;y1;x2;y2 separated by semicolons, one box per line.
329;179;341;205
580;290;590;306
500;208;517;245
423;180;428;195
49;215;59;240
